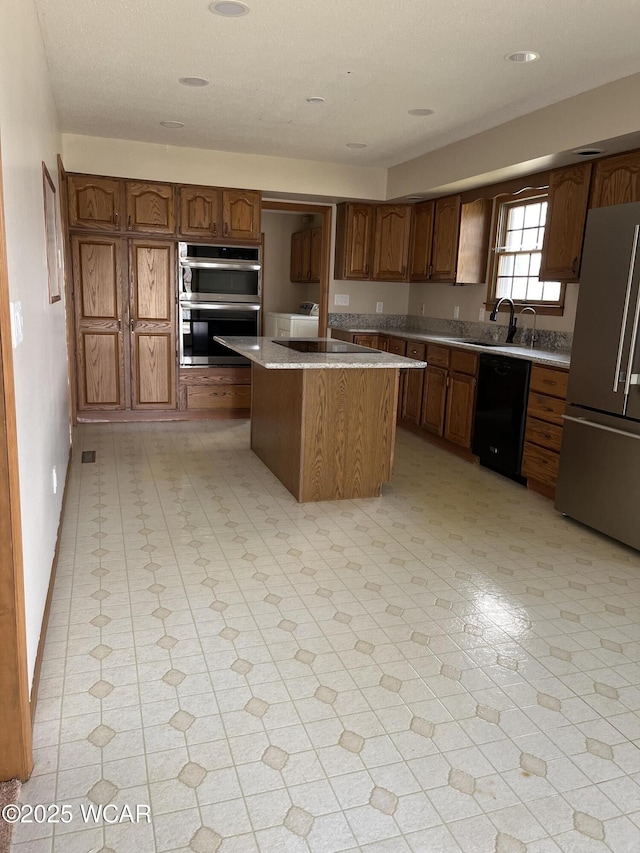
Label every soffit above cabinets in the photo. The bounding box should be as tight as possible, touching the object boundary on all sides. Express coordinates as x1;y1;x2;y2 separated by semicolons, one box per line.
35;0;640;169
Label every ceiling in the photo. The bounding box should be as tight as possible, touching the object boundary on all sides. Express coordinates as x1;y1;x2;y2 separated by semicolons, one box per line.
35;0;640;170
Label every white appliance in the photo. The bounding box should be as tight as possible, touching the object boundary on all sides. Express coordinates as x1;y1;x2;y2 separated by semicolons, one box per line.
264;302;319;338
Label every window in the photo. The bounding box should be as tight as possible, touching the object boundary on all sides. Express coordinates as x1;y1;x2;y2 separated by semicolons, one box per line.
488;192;564;313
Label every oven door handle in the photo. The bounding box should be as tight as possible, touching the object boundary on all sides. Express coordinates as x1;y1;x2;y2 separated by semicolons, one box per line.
179;301;261;311
179;259;261;271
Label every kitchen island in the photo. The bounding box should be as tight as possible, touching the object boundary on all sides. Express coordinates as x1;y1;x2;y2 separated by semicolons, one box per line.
214;337;427;502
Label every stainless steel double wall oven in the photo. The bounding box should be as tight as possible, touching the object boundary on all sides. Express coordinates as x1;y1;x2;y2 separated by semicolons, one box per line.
178;242;261;366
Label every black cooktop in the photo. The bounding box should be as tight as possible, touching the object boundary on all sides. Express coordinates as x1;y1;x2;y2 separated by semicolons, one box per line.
273;338;381;354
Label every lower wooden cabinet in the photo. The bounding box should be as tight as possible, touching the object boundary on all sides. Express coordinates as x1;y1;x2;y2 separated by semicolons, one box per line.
178;367;251;415
521;365;568;494
444;371;477;447
421;366;447;434
419;345;478;449
401;342;426;423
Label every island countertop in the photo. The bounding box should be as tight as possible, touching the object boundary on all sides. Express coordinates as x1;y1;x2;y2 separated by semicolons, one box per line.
213;336;428;369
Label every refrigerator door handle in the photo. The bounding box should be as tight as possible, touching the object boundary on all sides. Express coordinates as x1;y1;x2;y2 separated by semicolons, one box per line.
624;233;640;397
563;414;640;441
613;224;640;392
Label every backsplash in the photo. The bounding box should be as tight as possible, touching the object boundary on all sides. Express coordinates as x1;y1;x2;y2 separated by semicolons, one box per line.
329;313;573;353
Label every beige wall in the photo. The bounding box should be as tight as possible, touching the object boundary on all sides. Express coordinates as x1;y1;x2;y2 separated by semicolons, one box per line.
1;0;69;688
262;212;307;315
62;134;387;201
388;73;640;200
407;281;579;334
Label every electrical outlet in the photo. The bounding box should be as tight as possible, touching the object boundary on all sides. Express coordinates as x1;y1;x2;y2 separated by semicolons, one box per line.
478;308;485;322
453;305;460;319
376;301;383;314
52;466;57;495
334;294;349;306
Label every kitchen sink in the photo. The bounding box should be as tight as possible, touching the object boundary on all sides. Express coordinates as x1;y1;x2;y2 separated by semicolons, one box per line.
461;339;517;347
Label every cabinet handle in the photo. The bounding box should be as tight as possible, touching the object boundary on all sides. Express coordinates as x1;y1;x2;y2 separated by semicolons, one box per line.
127;215;131;229
114;212;119;226
117;319;121;331
130;318;135;331
543;379;557;386
571;256;578;275
365;262;369;276
428;264;433;278
224;223;229;236
213;222;217;236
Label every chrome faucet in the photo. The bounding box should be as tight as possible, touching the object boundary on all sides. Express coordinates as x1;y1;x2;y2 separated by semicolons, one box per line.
520;306;537;348
489;297;517;343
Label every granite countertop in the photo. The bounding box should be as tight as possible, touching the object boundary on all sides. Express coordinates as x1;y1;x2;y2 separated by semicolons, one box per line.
332;327;571;368
213;336;428;370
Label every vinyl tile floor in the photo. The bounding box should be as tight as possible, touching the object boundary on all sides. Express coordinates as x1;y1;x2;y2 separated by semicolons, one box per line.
12;421;640;853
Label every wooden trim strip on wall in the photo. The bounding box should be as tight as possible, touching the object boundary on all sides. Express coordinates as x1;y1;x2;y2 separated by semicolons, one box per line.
0;142;33;782
29;445;73;725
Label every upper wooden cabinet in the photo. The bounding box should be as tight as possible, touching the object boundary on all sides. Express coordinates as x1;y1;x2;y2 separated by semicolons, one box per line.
372;205;412;281
335;203;374;279
67;174;262;242
409;201;435;281
409;196;490;284
590;150;640;209
68;176;123;231
179;186;221;239
290;228;321;282
125;182;175;235
222;189;261;240
334;202;411;281
539;163;592;282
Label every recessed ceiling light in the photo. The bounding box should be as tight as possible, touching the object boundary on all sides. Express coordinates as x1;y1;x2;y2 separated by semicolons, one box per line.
408;108;434;117
160;121;185;129
306;97;325;104
506;51;540;63
209;1;249;15
179;77;210;87
572;147;605;156
346;142;367;149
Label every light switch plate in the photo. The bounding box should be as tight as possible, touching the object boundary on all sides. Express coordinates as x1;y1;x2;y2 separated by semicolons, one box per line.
334;294;349;306
10;301;23;348
453;305;460;319
478;308;485;322
376;302;383;313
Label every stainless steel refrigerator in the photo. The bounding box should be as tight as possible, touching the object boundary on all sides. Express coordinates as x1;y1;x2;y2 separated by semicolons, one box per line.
556;202;640;550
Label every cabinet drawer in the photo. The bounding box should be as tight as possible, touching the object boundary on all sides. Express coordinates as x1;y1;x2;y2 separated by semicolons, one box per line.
450;348;478;376
406;341;426;360
525;416;563;453
387;337;407;356
187;385;251;410
426;344;449;367
530;366;568;399
522;441;560;488
527;392;565;425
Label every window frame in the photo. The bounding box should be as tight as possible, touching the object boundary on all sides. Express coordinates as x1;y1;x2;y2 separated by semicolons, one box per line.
486;188;566;316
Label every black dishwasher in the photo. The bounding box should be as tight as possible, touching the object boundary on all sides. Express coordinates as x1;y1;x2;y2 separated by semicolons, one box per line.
472;354;531;483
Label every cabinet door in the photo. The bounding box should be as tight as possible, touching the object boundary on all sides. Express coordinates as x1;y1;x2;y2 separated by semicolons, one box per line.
309;228;322;282
372;204;411;281
431;195;461;282
402;368;425;423
72;236;126;409
590;151;640;208
179;186;221;239
222;189;261;240
421;366;447;435
539;163;592;281
456;199;491;284
129;241;176;409
68;176;123;231
444;372;476;447
335;203;373;279
126;182;175;234
409;201;435;281
353;334;378;348
290;231;305;281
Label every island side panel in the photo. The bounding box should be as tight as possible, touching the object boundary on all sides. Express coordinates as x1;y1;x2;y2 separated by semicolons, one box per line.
300;368;398;502
250;364;304;500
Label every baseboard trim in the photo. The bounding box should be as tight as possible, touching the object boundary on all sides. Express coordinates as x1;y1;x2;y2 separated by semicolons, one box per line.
29;442;73;725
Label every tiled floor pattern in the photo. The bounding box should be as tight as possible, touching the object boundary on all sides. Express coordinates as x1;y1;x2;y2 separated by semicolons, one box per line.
12;421;640;853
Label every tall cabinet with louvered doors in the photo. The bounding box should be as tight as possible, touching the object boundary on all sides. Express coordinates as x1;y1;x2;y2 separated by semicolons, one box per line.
129;241;176;410
72;236;126;410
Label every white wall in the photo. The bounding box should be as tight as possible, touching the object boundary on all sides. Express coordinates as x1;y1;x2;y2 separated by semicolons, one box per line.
0;0;69;688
